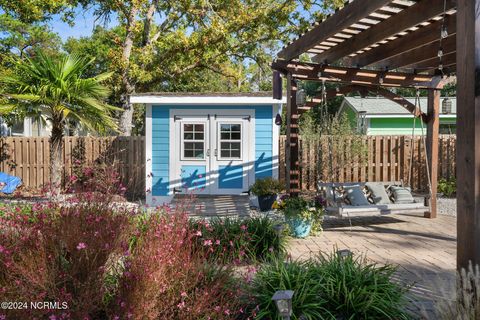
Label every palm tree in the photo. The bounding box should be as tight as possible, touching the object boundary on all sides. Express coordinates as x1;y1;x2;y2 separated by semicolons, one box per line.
0;51;119;194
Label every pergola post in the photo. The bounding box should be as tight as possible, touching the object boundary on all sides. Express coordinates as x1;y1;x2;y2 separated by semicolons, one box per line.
285;73;299;195
425;89;440;218
457;0;480;271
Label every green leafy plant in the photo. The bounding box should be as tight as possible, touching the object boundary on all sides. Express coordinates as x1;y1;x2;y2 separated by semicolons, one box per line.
248;252;411;319
317;252;411;319
248;257;332;320
250;177;284;196
438;177;456;197
190;217;286;264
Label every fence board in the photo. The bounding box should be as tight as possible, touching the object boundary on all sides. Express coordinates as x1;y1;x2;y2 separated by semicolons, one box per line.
279;135;456;192
0;136;145;197
1;135;456;196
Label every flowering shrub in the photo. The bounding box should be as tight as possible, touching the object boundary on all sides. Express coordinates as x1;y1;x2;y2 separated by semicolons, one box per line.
0;165;135;319
190;217;286;264
0;199;132;319
115;207;244;319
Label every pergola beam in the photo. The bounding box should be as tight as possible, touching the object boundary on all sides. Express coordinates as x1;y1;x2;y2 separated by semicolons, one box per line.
348;14;457;68
405;51;457;71
373;35;456;70
271;60;436;88
313;0;457;65
277;0;392;61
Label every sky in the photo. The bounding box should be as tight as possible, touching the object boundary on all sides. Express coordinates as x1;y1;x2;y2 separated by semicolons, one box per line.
49;6;117;41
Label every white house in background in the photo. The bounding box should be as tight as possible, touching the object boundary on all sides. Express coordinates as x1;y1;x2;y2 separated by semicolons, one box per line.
0;117;50;137
0;116;93;137
130;92;285;205
338;96;457;135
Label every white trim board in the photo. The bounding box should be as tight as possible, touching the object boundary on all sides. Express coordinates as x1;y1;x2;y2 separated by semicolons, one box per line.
145;104;153;205
131;95;286;105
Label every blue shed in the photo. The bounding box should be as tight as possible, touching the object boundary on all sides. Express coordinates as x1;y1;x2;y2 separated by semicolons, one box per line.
130;92;285;205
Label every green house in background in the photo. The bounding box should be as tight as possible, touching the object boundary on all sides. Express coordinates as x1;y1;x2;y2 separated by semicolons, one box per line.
338;96;456;135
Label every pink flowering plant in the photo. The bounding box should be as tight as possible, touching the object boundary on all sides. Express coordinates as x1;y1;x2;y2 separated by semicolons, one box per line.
114;206;245;320
0;194;132;319
190;217;286;264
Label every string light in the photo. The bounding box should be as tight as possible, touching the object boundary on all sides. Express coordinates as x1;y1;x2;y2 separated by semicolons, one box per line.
441;25;448;39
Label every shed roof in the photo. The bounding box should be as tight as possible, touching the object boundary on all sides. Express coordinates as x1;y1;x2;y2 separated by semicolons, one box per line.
343;96;456;117
130;91;286;105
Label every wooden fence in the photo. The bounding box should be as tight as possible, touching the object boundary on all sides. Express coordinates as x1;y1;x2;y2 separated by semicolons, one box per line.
0;136;145;197
0;135;455;196
279;135;456;192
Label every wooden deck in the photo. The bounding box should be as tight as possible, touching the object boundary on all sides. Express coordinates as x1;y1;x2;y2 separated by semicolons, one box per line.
287;212;457;318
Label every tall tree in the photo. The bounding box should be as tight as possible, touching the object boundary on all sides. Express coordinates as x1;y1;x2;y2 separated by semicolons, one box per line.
0;51;118;193
74;0;343;135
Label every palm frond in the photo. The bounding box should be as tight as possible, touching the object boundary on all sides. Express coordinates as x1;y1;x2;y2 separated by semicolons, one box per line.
0;50;117;133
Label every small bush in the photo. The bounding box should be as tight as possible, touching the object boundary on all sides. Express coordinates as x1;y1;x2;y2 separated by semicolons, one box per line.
250;177;284;196
249;257;331;320
438;177;456;197
249;252;411;319
317;252;410;319
0;199;132;319
190;217;286;264
115;207;244;319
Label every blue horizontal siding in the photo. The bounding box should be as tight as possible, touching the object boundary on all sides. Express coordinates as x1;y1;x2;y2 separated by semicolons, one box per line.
255;106;273;180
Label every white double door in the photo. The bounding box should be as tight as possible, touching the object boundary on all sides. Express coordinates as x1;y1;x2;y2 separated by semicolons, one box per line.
171;110;254;195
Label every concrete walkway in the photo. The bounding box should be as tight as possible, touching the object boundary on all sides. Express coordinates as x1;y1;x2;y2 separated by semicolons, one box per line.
287;213;457;318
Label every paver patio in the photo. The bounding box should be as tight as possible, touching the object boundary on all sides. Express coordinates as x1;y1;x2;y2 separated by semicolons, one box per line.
287;212;457;318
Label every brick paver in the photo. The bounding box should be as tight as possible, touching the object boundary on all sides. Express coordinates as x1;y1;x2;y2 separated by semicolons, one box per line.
287;213;457;318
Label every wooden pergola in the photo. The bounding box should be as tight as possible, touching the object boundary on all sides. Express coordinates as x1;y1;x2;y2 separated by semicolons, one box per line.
272;0;479;271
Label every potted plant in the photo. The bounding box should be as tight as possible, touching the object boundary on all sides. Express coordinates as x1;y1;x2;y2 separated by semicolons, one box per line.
250;178;284;211
274;195;325;238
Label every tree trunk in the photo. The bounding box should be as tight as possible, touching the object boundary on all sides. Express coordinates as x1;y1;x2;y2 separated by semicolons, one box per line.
118;6;139;136
49;120;64;196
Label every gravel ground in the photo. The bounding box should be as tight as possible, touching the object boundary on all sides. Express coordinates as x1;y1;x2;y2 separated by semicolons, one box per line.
436;197;457;216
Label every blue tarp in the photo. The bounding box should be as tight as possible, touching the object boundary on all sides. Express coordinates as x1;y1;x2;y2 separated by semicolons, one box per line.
0;172;22;194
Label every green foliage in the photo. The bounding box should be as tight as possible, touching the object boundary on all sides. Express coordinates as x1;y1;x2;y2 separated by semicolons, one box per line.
438;177;456;197
250;177;284;196
317;252;411;320
190;217;286;264
0;50;119;134
0;14;62;58
249;257;331;320
249;253;411;320
0;0;76;23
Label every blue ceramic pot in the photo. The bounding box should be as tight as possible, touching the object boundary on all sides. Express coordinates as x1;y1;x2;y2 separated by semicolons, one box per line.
287;217;312;238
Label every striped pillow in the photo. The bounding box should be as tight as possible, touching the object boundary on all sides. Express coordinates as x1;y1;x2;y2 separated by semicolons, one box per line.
390;186;415;204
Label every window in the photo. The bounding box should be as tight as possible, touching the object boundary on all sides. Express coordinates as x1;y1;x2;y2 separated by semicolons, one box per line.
183;123;205;159
219;123;241;159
